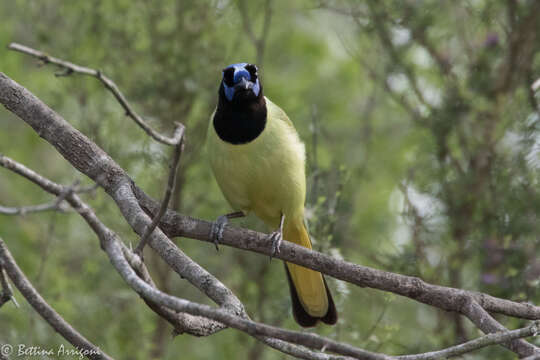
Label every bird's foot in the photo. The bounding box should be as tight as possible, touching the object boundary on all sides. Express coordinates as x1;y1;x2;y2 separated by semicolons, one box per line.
210;211;245;251
211;215;229;251
268;230;283;261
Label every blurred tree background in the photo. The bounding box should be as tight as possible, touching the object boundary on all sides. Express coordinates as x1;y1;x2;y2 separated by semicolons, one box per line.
1;0;539;359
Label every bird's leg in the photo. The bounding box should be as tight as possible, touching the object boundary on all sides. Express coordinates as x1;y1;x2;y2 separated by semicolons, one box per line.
268;213;285;261
211;211;245;251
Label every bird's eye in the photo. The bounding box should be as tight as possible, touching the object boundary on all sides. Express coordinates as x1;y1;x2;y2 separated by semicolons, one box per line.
222;67;235;87
245;64;258;81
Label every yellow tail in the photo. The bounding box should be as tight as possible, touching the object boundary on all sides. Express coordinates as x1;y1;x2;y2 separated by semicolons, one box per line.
284;219;337;326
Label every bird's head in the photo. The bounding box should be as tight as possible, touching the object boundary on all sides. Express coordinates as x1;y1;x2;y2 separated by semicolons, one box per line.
220;63;261;103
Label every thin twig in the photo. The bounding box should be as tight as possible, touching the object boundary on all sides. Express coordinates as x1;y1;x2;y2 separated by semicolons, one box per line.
0;265;14;307
0;238;112;360
361;304;388;346
76;183;101;195
461;299;540;357
134;124;184;255
397;321;540;359
0;201;69;215
7;42;181;146
0;178;91;216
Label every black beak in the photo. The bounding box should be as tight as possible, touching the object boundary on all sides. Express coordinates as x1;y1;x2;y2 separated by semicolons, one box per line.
234;77;254;91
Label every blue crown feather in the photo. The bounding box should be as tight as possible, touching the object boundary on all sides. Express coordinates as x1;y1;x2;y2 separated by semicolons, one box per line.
222;63;260;101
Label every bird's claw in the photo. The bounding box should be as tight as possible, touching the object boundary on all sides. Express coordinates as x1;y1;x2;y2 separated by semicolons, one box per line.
268;230;283;262
211;215;229;251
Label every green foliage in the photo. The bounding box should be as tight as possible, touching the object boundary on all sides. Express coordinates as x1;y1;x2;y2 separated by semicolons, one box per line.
1;0;540;359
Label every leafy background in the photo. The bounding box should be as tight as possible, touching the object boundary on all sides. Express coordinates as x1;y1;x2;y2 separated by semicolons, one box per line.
1;0;539;359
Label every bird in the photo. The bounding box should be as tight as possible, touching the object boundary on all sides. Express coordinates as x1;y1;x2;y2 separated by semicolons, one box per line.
206;62;337;327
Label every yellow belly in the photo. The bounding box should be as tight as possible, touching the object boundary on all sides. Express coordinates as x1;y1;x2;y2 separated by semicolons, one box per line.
207;98;306;227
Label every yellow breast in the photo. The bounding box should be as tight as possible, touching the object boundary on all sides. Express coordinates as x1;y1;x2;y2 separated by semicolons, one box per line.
207;98;306;228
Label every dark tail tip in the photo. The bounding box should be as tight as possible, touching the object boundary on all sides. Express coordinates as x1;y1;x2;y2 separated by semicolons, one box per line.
284;265;338;327
320;276;338;325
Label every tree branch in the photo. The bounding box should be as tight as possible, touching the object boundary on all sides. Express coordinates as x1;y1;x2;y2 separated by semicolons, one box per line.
135;189;540;321
0;180;85;216
0;201;69;215
2;68;540;358
0;88;358;360
134;124;184;255
0;238;112;360
0;72;246;324
0;155;387;360
106;234;392;360
0;265;16;308
397;321;540;360
0;153;229;338
120;242;227;337
7;43;182;146
461;299;538;357
138;195;540;357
